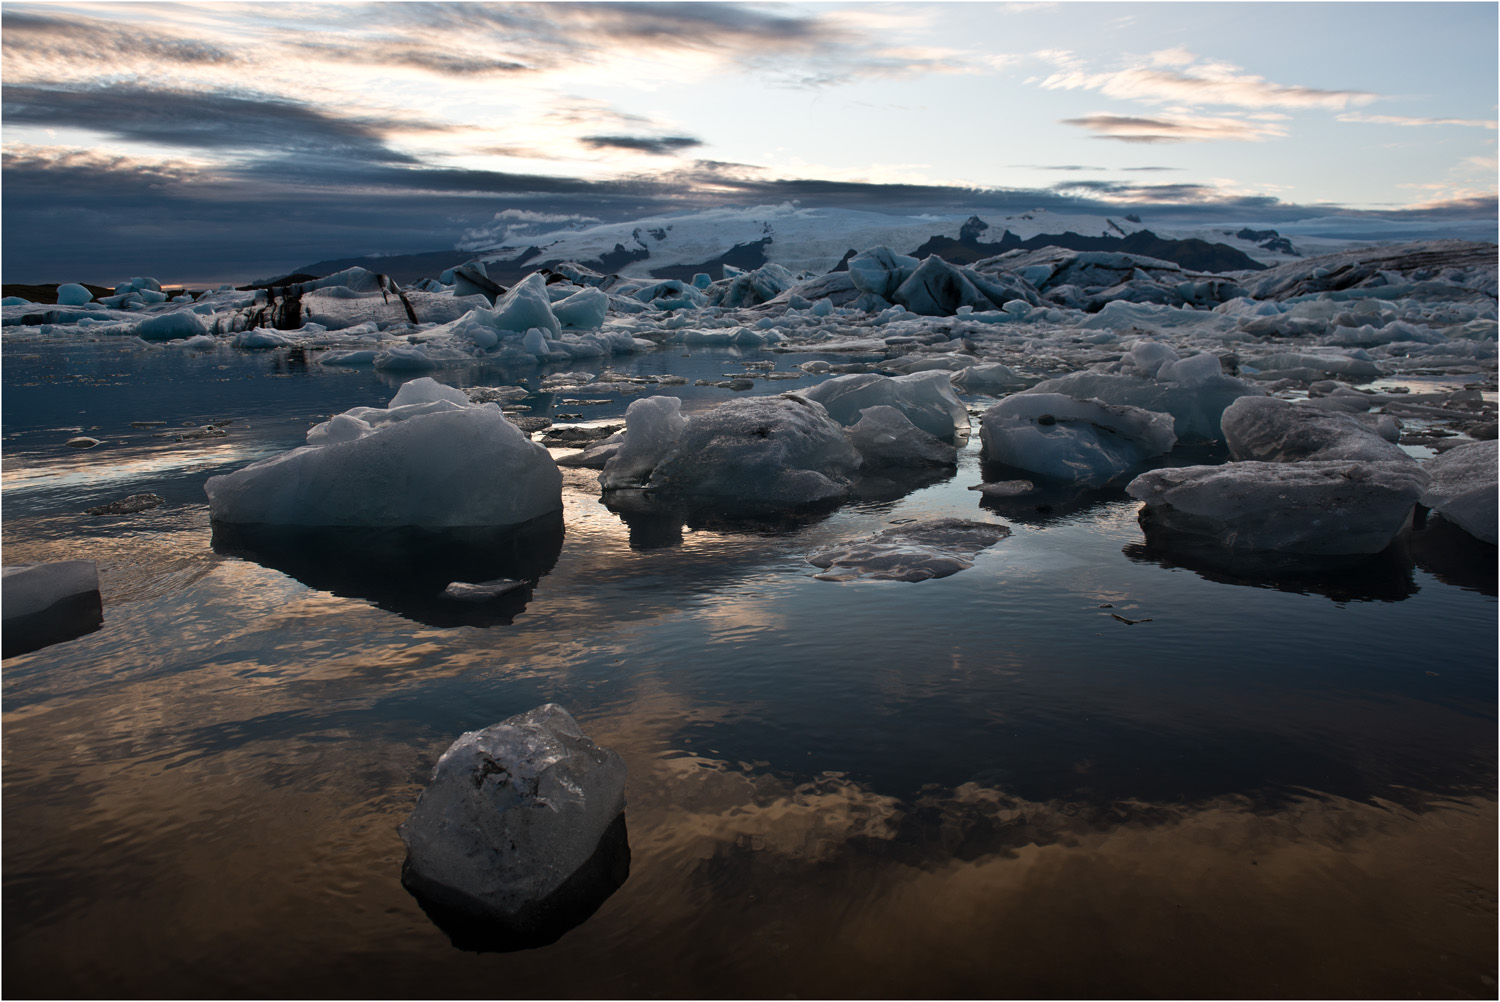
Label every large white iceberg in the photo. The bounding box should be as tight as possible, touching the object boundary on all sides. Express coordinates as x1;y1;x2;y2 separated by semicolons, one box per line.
980;393;1177;486
205;377;562;526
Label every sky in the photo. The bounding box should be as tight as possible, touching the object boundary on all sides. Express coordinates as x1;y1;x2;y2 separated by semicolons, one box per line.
2;0;1496;285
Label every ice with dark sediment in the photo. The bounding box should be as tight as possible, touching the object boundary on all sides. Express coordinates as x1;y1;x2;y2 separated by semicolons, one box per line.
1220;396;1413;464
807;518;1012;581
980;392;1177;486
205;377;562;527
1126;460;1430;555
398;704;627;929
1419;440;1498;543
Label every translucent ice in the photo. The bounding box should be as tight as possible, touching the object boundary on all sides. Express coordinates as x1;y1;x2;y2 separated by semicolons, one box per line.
980;393;1177;486
551;286;609;330
135;310;209;341
599;395;688;490
491;273;561;337
398;704;627;927
205;377;561;526
798;371;969;441
847;247;919;300
55;283;93;306
846;405;957;468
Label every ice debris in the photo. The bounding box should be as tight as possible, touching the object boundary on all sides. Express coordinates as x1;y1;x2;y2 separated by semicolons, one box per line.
807;518;1012;581
205;377;562;527
398;704;628;937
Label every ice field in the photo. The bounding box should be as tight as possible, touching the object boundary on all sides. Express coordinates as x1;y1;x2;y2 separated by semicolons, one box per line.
3;229;1496;996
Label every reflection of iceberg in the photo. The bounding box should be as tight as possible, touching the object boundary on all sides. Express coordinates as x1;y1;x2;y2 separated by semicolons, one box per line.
2;561;103;658
1122;531;1417;603
1406;514;1497;596
210;511;564;626
403;812;630;952
603;489;841;550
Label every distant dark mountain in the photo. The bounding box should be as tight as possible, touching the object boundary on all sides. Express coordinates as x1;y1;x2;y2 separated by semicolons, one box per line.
1226;227;1301;257
912;215;1267;273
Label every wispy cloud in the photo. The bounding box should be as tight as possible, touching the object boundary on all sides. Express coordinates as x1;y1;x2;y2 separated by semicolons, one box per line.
580;135;705;156
1338;112;1497;130
0;83;440;162
1039;48;1378;111
1061;113;1287;143
0;8;240;71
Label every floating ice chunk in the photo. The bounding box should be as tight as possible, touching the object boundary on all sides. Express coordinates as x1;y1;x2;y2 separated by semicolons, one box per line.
319;349;379;366
135;310;209;341
171;334;219;351
980;393;1177;486
551;286;608;329
1420;440;1497;543
56;283;93;306
1;295;30;306
807;518;1011;581
1221;396;1411;464
1127;460;1430;555
491;273;561;337
847;247;919;300
398;704;628;930
232;329;293;349
632;279;707;311
441;578;528;602
205;378;561;527
2;560;103;657
599;395;688;489
615;395;860;505
846;405;957;468
798;371;968;441
948;363;1034;395
1026;370;1262;442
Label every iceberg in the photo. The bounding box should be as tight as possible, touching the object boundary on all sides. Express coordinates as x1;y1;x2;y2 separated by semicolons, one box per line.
398;704;628;941
1221;396;1411;464
205;377;562;527
1026;368;1261;442
604;394;860;505
1127;460;1430;555
1420;440;1498;544
845;405;958;468
979;393;1177;486
798;371;969;441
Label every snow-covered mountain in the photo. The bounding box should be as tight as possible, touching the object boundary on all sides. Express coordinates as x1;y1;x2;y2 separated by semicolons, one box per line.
457;203;1319;285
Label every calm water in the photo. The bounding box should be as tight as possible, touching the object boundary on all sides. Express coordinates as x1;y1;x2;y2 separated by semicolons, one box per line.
3;338;1495;998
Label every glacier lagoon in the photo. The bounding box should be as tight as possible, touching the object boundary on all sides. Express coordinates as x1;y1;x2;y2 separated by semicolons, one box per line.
3;245;1497;997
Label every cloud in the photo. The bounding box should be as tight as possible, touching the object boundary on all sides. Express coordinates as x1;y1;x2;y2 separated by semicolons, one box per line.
1040;49;1378;111
580;135;705;156
1338;112;1498;130
1061;113;1288;143
291;39;532;76
0;9;239;71
0;83;435;162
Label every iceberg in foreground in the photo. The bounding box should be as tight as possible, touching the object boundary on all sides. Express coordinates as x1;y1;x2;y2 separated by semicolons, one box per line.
205;377;561;527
